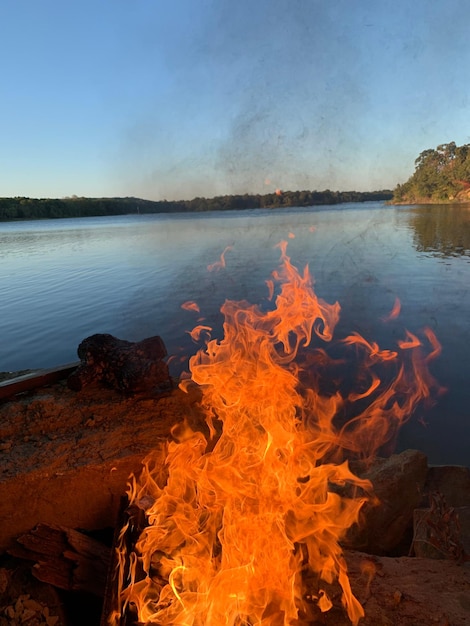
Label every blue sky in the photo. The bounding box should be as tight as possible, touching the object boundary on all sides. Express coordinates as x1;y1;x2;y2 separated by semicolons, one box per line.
1;0;469;201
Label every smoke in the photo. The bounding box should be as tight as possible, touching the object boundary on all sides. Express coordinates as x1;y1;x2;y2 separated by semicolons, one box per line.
114;0;470;200
196;0;368;194
114;0;369;199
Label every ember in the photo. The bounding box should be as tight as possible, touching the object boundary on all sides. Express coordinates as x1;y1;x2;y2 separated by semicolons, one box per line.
109;242;442;625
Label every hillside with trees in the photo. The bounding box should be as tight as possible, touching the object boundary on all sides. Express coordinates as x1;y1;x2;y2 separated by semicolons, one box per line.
392;142;470;204
0;189;392;222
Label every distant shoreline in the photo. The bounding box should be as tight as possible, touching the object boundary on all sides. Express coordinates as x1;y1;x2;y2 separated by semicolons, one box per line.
0;190;393;222
388;198;470;206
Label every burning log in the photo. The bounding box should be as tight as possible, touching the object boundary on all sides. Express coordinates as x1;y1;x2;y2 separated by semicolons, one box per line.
67;334;171;394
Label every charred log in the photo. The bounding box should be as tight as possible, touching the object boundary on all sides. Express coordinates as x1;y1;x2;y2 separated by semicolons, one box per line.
67;334;171;394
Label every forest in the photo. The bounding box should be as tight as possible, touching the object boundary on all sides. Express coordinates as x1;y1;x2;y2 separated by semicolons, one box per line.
392;141;470;203
0;189;392;221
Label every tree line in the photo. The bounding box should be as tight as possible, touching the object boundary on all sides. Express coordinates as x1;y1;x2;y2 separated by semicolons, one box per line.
0;189;392;221
392;141;470;203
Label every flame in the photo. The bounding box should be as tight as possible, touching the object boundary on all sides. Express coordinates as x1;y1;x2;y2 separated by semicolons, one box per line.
187;324;213;342
112;242;442;625
207;246;233;272
181;301;200;313
381;297;401;322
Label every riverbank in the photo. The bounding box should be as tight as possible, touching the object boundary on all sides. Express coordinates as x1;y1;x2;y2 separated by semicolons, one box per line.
389;197;470;205
388;182;470;205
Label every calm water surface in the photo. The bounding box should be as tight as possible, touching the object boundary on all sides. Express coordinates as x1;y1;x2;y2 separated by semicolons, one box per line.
1;202;469;465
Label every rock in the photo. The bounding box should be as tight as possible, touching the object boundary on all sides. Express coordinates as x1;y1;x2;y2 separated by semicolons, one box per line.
421;465;470;507
344;449;428;554
67;333;171;394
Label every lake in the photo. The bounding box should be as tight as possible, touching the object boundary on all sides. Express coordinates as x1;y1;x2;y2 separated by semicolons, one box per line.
1;201;469;465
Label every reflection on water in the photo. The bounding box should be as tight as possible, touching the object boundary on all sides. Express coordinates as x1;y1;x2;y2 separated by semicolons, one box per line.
410;203;470;257
0;203;469;465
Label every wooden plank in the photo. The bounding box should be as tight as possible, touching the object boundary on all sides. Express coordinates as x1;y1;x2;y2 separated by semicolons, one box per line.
0;362;80;401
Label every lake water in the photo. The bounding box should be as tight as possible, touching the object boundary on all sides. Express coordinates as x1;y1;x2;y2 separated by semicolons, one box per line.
1;202;469;465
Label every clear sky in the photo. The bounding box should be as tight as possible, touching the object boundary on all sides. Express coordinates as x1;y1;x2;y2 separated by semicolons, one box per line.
1;0;469;201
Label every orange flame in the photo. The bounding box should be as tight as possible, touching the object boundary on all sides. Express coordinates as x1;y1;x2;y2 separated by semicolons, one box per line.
181;300;200;313
187;324;212;342
207;245;233;272
381;297;401;322
113;242;442;625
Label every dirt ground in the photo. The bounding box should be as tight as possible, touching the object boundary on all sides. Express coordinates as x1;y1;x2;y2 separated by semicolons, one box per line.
313;551;470;626
0;373;469;625
0;375;204;550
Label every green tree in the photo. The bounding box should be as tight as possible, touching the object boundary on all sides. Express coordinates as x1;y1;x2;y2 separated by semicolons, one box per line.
392;141;470;203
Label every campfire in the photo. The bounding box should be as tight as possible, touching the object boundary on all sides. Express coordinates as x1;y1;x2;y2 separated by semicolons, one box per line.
107;241;442;625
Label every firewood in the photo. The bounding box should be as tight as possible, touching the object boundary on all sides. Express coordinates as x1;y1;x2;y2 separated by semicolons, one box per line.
8;524;110;597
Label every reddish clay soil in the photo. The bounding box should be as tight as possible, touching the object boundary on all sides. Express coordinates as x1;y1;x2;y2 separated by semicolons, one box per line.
0;375;469;625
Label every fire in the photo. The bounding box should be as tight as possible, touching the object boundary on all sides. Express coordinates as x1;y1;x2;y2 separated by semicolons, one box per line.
380;297;400;322
207;246;233;272
111;242;442;625
181;301;200;313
